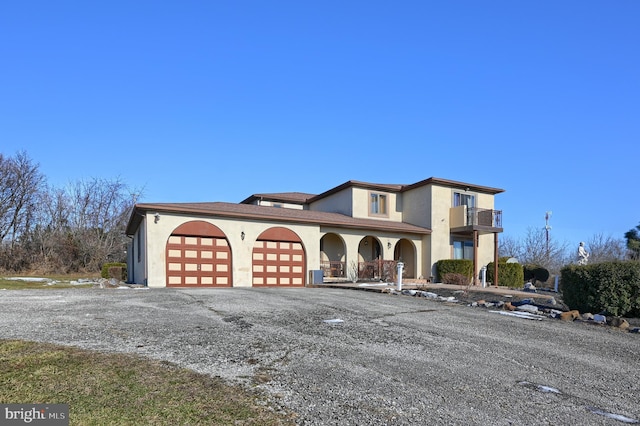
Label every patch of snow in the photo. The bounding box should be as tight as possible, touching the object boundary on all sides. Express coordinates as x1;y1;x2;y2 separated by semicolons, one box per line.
490;310;545;321
588;407;638;424
5;277;50;282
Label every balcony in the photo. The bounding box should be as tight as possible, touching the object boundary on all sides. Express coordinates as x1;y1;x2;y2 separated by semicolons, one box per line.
450;206;503;234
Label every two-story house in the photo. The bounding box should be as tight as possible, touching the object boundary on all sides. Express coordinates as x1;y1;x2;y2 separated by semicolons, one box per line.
125;177;504;287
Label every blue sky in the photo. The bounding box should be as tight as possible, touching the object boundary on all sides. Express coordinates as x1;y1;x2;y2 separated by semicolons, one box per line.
1;1;638;247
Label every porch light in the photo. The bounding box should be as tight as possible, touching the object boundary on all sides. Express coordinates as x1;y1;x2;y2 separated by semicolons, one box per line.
154;213;160;223
364;239;368;246
241;231;245;240
387;241;392;249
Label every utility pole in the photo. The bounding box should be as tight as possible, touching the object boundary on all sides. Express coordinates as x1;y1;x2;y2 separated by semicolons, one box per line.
545;211;552;263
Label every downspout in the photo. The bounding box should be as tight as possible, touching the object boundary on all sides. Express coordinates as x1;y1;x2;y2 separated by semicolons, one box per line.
494;233;499;287
473;230;479;285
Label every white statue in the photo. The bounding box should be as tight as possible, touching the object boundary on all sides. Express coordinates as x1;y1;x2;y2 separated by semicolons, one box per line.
577;242;589;265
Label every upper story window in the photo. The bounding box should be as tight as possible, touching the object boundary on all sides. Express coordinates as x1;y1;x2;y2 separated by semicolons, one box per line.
369;192;388;216
453;192;475;208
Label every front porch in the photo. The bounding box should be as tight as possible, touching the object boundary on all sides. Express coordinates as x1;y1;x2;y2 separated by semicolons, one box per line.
319;233;419;282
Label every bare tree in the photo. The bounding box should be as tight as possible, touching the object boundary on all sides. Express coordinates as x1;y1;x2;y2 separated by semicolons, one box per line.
0;151;44;245
498;235;521;259
64;177;140;271
499;227;571;278
585;233;627;263
0;152;45;271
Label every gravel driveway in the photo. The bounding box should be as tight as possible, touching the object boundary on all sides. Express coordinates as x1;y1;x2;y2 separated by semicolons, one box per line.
0;287;638;425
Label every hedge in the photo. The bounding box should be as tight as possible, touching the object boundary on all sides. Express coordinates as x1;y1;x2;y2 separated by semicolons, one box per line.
486;261;524;288
436;259;473;284
523;264;550;284
561;261;640;317
101;262;127;281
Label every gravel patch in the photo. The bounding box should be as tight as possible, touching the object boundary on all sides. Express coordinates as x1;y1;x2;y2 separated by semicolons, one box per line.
0;288;638;425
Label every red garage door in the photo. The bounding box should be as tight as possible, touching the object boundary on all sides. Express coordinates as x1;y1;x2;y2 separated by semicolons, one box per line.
166;221;232;287
252;227;305;287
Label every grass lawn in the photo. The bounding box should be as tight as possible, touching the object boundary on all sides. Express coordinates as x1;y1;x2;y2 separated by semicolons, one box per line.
0;340;295;425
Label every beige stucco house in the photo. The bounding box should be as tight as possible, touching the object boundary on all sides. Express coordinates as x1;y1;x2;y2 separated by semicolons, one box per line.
125;177;504;288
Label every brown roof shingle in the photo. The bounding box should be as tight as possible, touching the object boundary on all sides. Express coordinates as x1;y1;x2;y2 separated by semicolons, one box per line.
127;202;431;236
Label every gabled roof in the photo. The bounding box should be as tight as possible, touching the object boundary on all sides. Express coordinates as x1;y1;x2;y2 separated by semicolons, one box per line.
307;178;504;203
126;202;432;236
402;177;505;195
307;180;405;203
240;192;317;205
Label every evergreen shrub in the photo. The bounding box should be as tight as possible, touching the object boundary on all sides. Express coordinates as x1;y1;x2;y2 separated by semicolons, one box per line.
436;259;473;284
101;262;127;281
561;261;640;317
523;264;550;284
486;261;524;288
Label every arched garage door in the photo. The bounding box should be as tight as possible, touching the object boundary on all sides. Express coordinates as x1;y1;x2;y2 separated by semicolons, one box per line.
166;221;232;287
252;227;305;287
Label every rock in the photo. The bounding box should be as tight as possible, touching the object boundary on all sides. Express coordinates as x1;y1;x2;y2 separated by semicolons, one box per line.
516;304;539;314
582;313;594;321
559;310;581;321
629;328;640;334
512;299;535;307
476;299;486;306
504;302;516;311
548;297;557;306
523;283;537;293
608;317;630;330
593;314;606;324
401;289;417;296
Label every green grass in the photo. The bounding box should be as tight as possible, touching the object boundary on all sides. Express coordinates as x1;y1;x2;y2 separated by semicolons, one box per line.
0;340;295;425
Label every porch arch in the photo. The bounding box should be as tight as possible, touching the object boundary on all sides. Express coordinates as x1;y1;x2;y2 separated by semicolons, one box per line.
394;239;417;279
320;233;346;279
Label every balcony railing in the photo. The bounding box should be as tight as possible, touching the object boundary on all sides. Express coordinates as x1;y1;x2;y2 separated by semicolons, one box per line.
451;206;502;229
467;207;502;228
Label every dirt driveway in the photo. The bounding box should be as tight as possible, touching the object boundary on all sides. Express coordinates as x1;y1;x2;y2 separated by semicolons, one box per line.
0;287;638;425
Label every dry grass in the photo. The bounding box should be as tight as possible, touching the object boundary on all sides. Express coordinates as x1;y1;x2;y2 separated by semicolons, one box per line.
0;340;295;425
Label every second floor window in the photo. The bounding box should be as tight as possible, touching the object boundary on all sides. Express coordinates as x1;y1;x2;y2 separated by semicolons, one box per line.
370;193;387;216
453;192;475;208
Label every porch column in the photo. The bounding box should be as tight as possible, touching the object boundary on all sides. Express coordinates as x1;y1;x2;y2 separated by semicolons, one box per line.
494;232;499;287
473;230;479;285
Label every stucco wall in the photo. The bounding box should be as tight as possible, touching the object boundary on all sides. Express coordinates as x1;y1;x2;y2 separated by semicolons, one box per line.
401;185;432;229
141;212;320;288
350;187;402;222
429;185;454;271
129;219;146;285
309;188;353;216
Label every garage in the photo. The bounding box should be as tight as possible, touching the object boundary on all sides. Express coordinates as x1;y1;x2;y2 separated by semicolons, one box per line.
252;227;305;287
166;221;232;287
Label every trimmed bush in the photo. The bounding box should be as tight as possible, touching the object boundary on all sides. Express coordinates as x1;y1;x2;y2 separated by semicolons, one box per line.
561;261;640;317
436;259;473;284
523;264;550;284
101;262;127;281
441;273;470;285
486;261;524;288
